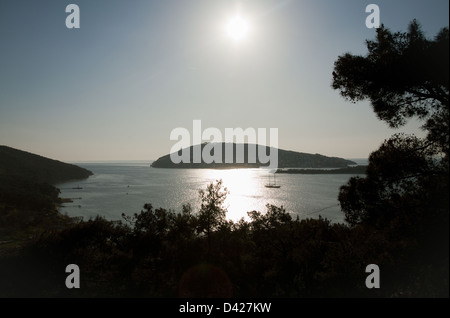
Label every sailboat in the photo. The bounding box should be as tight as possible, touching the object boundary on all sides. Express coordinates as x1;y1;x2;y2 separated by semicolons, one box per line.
265;173;281;188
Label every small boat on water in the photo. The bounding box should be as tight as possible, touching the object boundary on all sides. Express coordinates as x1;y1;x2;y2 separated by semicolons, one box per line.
265;173;281;188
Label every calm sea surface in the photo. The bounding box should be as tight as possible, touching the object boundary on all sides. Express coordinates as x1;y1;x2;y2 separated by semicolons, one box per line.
56;160;367;224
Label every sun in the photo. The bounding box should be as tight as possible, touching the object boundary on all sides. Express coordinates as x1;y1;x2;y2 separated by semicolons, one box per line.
226;16;250;41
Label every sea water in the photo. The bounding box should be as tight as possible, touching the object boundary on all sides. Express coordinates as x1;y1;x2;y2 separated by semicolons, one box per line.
56;160;367;224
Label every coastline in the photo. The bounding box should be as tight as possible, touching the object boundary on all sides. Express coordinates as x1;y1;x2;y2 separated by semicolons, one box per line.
276;165;368;175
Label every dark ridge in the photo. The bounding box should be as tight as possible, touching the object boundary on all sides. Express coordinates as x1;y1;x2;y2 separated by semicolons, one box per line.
0;145;93;185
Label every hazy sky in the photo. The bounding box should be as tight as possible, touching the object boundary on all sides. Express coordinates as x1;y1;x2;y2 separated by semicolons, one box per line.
1;0;448;161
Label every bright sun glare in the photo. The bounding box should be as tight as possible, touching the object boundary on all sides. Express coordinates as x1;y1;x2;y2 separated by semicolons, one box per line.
226;16;249;41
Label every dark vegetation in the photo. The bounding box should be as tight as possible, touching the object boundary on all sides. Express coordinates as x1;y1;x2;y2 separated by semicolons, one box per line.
0;21;448;298
333;20;449;295
151;143;356;169
0;177;446;297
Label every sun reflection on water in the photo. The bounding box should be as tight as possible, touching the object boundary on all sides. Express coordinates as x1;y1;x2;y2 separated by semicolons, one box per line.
197;169;274;222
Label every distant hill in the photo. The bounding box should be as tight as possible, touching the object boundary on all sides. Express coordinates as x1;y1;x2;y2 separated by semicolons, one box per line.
151;143;356;169
0;145;93;184
277;166;368;174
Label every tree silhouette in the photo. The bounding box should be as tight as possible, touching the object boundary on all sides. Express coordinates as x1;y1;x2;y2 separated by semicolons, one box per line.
332;20;449;227
196;179;229;254
333;20;448;133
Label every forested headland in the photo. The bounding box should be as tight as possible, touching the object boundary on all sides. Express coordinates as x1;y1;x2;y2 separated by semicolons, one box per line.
0;146;92;250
